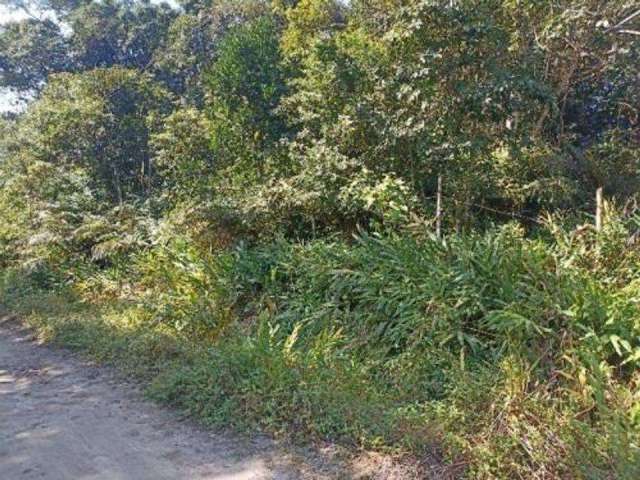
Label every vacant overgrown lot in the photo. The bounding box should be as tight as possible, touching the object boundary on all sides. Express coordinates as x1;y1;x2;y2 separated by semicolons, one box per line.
3;217;639;479
1;2;639;478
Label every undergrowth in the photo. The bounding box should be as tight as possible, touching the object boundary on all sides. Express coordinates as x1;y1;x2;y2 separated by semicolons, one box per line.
1;219;639;479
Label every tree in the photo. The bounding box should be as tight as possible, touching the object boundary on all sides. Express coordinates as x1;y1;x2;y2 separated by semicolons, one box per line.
205;15;291;169
281;0;640;226
152;0;270;102
280;0;345;60
0;66;172;266
0;0;176;95
150;106;215;202
12;67;171;204
67;0;175;70
0;18;69;94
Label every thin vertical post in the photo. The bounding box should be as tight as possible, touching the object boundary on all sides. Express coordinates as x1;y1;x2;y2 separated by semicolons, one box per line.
596;187;603;232
436;175;443;240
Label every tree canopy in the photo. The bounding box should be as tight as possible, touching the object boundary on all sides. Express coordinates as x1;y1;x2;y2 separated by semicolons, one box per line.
1;0;638;239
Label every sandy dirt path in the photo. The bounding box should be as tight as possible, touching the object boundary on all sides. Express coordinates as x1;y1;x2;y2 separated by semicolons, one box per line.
0;316;427;480
0;320;305;480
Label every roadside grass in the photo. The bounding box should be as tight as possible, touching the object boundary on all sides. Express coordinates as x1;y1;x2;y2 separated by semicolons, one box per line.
1;223;639;479
1;290;188;381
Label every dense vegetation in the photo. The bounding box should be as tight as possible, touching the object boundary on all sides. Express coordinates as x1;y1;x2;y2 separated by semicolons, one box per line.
1;0;639;478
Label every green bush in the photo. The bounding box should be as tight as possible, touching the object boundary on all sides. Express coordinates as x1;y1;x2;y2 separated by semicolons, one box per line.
132;215;640;477
3;215;639;479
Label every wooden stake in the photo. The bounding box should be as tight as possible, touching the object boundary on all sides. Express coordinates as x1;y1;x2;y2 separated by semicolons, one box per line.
436;175;443;239
596;187;603;232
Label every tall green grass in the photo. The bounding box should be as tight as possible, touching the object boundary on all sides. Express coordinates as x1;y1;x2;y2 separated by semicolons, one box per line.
2;219;639;478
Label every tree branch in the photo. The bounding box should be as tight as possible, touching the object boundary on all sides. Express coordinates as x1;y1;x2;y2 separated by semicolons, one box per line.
605;9;640;33
616;29;640;36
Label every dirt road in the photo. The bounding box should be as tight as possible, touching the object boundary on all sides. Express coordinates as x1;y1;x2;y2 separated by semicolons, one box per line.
0;316;425;480
0;320;307;480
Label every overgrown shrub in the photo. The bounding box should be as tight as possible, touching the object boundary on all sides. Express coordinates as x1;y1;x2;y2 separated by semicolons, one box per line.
44;212;633;479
